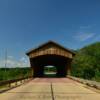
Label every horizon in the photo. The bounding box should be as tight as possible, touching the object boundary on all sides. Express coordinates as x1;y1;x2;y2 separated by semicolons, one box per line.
0;0;100;67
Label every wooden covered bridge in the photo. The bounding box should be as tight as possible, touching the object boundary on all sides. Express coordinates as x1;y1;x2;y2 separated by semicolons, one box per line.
26;41;75;77
0;41;100;100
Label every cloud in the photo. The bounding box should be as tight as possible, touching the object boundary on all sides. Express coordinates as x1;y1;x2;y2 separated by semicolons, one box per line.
80;25;92;29
91;34;100;42
8;56;13;59
79;24;96;29
19;57;30;67
73;25;97;41
20;57;28;63
0;56;30;68
74;32;95;41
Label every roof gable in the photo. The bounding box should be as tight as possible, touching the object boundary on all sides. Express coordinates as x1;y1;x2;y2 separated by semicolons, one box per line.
26;41;75;55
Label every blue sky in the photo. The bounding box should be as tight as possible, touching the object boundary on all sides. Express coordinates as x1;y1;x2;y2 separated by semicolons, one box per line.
0;0;100;67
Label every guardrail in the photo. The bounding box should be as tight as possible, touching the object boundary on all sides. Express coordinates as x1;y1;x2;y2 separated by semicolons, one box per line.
68;76;100;90
0;76;32;92
0;77;32;86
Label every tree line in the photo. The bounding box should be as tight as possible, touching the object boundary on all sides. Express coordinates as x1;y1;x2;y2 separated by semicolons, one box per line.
0;42;100;82
0;67;31;81
71;42;100;82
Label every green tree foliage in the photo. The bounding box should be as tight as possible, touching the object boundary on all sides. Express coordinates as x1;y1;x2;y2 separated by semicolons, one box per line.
71;42;100;81
0;68;31;81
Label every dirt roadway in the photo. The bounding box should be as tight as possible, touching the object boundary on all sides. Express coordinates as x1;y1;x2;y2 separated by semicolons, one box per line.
0;78;100;100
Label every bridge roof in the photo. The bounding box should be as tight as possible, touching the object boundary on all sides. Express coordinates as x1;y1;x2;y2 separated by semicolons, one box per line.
26;41;75;55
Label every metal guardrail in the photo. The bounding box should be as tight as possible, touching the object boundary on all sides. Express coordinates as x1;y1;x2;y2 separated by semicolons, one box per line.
0;76;32;87
68;76;100;90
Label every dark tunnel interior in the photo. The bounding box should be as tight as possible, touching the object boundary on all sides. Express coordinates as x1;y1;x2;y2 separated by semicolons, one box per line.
30;54;70;77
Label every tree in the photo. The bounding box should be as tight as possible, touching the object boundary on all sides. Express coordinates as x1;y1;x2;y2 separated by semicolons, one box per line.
71;42;100;81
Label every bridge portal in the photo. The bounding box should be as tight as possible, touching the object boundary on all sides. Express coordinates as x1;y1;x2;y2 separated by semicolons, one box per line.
26;41;75;77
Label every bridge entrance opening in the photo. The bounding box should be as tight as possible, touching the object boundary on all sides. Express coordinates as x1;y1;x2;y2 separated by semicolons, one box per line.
44;65;57;77
30;54;70;77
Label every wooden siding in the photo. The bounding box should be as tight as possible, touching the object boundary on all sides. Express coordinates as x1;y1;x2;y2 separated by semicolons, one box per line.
28;45;72;59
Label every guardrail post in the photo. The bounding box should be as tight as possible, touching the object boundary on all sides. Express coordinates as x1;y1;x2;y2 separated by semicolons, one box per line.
8;83;11;87
15;81;17;86
24;79;25;82
20;80;23;83
0;77;32;90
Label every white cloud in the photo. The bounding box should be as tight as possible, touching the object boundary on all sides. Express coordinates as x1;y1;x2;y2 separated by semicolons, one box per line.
92;34;100;41
74;32;95;41
0;56;30;68
80;26;90;29
79;24;96;29
73;25;97;41
19;57;30;67
20;57;29;63
8;56;13;59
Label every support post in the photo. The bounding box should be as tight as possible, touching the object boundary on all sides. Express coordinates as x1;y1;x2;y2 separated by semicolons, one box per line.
67;59;72;76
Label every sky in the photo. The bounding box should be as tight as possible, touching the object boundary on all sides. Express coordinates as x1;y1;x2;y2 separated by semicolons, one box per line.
0;0;100;67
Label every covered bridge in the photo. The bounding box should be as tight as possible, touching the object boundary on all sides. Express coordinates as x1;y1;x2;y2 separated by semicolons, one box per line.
26;41;75;77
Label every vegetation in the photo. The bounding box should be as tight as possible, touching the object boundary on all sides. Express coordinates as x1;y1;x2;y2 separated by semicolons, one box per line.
0;42;100;82
71;42;100;82
44;66;57;72
0;67;31;81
